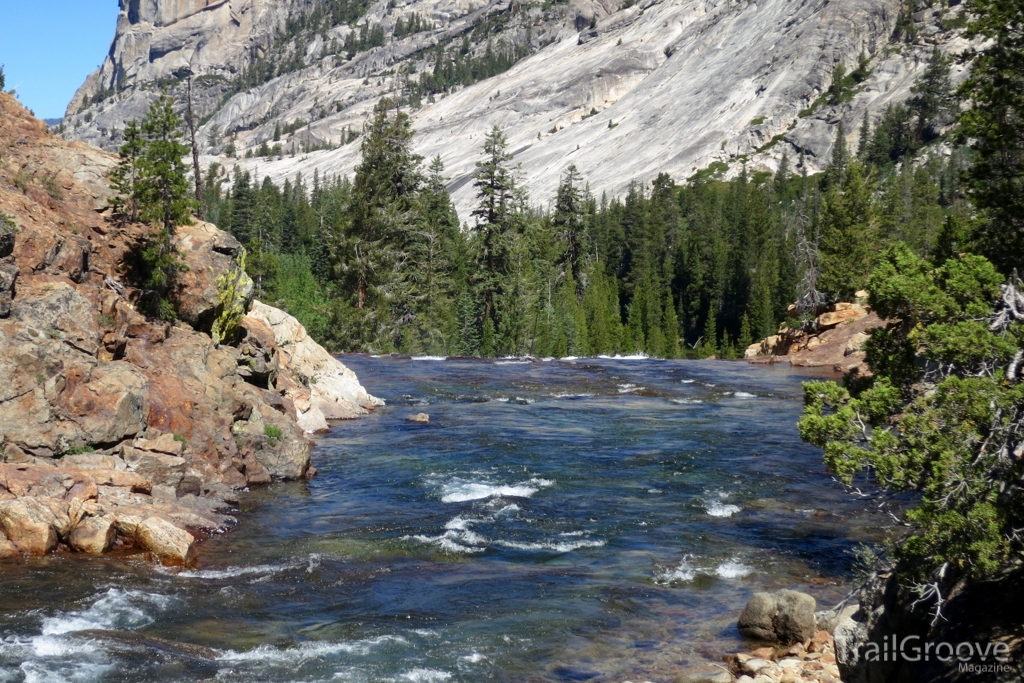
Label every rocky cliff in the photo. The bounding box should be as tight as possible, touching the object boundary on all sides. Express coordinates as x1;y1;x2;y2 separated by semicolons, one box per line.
63;0;974;219
746;298;884;375
0;92;380;565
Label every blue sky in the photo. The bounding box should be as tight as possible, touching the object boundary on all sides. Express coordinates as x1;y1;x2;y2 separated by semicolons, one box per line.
0;1;121;120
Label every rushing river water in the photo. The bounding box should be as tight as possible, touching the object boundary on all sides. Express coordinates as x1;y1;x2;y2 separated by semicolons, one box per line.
0;356;887;683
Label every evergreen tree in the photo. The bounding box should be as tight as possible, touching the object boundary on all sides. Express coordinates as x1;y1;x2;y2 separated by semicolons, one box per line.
553;164;588;300
109;119;144;223
958;0;1024;271
908;48;955;141
817;162;876;300
471;125;522;329
345;98;423;349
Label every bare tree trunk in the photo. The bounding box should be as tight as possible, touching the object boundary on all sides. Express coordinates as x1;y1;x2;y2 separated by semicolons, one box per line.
186;74;204;221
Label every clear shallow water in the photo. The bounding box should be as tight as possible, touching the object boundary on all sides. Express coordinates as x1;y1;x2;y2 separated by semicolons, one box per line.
0;357;887;683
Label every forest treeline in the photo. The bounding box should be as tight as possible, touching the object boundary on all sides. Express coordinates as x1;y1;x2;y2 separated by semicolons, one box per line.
199;48;965;358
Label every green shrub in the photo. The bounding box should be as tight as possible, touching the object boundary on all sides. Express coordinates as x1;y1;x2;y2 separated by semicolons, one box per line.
264;423;284;446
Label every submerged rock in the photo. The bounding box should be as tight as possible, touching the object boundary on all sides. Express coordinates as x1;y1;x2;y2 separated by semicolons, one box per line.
407;413;430;424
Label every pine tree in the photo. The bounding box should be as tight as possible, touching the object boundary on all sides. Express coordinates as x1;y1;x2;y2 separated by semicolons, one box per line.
958;0;1024;272
471;125;523;345
109;119;144;223
345;98;423;349
817;162;876;300
553;164;587;300
908;48;955;142
123;93;195;320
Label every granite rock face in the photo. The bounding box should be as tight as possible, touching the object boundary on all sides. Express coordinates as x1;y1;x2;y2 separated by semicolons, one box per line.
0;92;378;565
65;0;974;219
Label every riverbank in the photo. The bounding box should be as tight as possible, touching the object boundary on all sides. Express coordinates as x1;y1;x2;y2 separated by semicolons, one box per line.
0;92;380;565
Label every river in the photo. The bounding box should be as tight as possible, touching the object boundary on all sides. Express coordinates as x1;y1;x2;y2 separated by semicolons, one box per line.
0;356;885;683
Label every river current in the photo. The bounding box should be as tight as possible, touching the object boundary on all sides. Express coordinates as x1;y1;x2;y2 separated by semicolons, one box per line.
0;356;885;683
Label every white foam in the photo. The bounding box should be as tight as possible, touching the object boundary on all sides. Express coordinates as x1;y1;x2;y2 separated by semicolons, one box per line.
705;500;742;518
560;356;580;361
715;561;754;579
408;532;486;554
177;563;290;580
598;354;650;360
648;488;662;494
439;477;553;503
29;635;101;658
617;384;645;394
460;652;487;663
680;379;696;384
40;589;174;636
402;669;452;682
733;391;756;398
671;399;703;405
654;559;696;584
495;360;531;365
219;635;407;662
19;660;114;683
550;392;594;399
494;538;606;552
412;356;447;361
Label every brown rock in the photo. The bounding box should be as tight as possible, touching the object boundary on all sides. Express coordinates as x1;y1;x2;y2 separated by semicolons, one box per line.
0;464;73;498
0;498;60;554
242;454;272;486
133;433;185;457
750;647;776;660
135;515;196;566
69;516;116;554
66;479;99;501
817;305;866;328
0;534;19;558
172;221;252;334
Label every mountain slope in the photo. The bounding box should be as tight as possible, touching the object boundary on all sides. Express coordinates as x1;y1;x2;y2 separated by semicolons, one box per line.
64;0;973;218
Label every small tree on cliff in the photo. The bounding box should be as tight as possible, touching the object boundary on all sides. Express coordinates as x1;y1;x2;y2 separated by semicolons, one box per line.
111;93;195;319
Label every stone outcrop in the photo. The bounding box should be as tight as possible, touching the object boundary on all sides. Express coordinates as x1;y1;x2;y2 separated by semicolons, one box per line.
64;0;976;219
0;92;379;565
246;300;385;422
746;299;884;375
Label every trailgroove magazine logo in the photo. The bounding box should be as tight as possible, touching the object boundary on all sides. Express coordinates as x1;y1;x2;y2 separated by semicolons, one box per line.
840;635;1011;667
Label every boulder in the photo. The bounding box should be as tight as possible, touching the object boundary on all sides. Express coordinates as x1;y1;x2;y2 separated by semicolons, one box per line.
135;515;196;566
69;515;116;554
0;498;60;554
172;221;253;334
845;332;871;356
246;300;383;419
56;361;151;445
738;590;818;645
122;446;186;488
296;406;330;434
407;413;430;424
817;304;867;328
